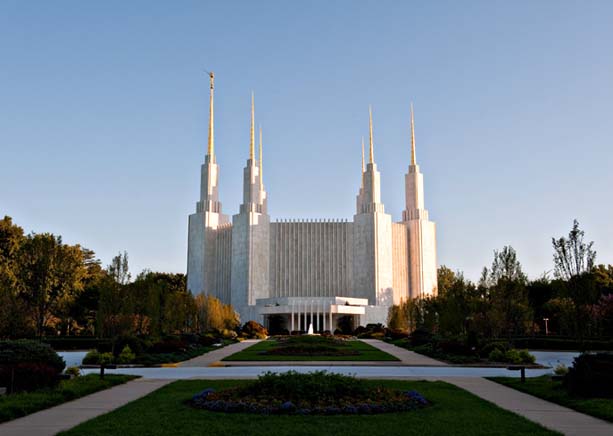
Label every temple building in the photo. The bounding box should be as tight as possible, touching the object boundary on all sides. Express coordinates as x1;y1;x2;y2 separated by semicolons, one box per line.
187;73;438;331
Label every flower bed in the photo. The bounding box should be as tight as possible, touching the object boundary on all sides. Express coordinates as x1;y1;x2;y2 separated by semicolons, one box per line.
190;371;428;415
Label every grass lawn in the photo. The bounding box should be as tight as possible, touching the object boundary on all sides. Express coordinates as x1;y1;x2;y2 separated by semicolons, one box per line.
0;374;137;423
489;375;613;423
59;379;557;436
222;339;399;361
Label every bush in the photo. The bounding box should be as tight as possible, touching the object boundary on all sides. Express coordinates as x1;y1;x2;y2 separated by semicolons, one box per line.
220;329;238;340
409;328;432;347
149;339;188;354
0;340;66;393
554;363;568;376
518;349;535;364
479;341;510;357
438;339;474;356
241;321;268;339
116;345;135;364
65;366;81;377
83;349;100;364
488;348;505;362
112;335;148;356
488;348;535;364
564;353;613;398
198;334;218;347
504;349;522;364
386;329;409;340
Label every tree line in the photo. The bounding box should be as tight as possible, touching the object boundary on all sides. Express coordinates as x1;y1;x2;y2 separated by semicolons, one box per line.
0;216;238;339
388;220;613;340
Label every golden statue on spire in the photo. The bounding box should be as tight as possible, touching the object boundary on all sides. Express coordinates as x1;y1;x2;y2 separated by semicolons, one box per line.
207;71;215;161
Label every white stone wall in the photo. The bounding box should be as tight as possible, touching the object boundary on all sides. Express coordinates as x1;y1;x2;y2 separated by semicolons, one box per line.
269;220;353;299
391;222;409;304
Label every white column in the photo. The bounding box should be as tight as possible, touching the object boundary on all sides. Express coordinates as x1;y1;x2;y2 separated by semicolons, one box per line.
291;302;295;332
329;306;333;332
316;300;319;332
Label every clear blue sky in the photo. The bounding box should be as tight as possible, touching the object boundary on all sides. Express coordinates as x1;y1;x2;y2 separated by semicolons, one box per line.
1;1;611;281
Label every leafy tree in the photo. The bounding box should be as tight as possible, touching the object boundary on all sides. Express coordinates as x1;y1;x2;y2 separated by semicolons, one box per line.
483;246;532;337
552;220;596;280
17;233;86;337
0;217;32;337
552;220;598;344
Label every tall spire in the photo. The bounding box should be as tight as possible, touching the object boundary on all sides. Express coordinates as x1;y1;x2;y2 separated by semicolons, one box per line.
361;136;365;172
259;126;263;189
207;72;215;160
250;92;255;162
368;105;374;164
410;102;416;166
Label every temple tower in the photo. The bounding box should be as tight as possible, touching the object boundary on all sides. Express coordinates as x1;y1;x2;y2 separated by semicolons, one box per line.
402;104;438;297
231;94;270;321
187;72;229;297
353;107;394;308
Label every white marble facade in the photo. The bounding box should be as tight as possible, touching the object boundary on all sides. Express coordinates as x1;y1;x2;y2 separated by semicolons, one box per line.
187;78;437;328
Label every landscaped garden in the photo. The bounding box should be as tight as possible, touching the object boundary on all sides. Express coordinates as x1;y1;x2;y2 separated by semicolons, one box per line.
386;327;537;366
0;339;137;423
80;334;234;367
191;371;427;414
490;353;613;423
59;377;557;436
222;335;399;361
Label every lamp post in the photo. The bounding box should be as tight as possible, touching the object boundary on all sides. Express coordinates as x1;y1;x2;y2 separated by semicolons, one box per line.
543;318;549;336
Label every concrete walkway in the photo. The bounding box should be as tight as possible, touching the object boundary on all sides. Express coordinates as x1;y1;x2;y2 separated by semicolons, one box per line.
180;339;261;367
0;378;172;436
447;377;613;436
360;339;448;366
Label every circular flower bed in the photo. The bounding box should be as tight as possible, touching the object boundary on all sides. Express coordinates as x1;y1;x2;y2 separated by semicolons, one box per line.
190;371;428;415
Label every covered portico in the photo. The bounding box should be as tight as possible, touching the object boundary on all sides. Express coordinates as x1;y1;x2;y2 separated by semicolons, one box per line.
257;296;368;333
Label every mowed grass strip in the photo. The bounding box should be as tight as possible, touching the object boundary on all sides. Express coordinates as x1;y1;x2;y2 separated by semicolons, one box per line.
489;375;613;423
222;339;399;361
0;374;137;423
59;379;558;436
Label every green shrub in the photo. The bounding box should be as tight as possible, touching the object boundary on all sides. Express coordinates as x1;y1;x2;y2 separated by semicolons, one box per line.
504;349;522;364
112;335;148;356
98;352;114;365
117;345;135;364
480;341;510;357
518;349;535;364
82;349;100;364
488;348;505;362
554;363;568;376
65;366;81;377
0;340;66;393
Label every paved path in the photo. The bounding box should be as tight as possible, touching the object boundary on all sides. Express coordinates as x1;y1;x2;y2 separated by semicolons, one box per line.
0;378;172;436
360;339;448;366
180;339;261;367
447;377;613;436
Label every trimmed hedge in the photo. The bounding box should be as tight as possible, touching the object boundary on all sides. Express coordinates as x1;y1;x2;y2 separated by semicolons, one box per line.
42;336;111;351
0;340;66;392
